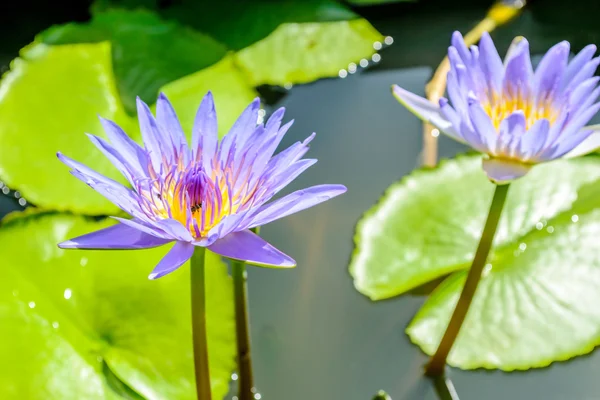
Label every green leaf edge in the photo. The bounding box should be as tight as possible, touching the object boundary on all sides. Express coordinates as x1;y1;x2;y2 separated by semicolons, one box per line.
405;233;600;372
349;152;481;301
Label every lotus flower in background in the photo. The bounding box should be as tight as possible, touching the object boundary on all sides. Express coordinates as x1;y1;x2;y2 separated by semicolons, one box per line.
393;31;600;183
57;92;346;278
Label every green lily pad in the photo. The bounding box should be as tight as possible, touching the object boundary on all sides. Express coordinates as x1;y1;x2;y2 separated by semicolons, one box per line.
160;55;260;139
39;9;227;114
0;41;136;215
351;155;600;300
407;194;600;369
163;0;357;51
235;19;383;86
350;154;600;369
0;42;257;214
0;212;235;399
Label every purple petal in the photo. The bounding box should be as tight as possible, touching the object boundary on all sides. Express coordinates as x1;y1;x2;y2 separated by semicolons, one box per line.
562;45;597;89
478;32;504;94
497;111;526;158
503;38;533;100
467;100;498;153
566;126;600;158
482;158;531;184
136;97;166;171
565;57;600;91
57;152;148;220
568;77;600;111
112;217;170;239
208;230;295;268
559;102;600;142
99;117;148;177
435;99;466;144
519;118;551;160
534;41;569;102
155;218;194;242
451;31;471;65
148;241;195;279
220;98;260;165
58;222;171;250
257;159;318;202
391;85;461;140
244;184;347;229
192;92;218;171
57;152;122;188
156;92;189;161
85;134;137;183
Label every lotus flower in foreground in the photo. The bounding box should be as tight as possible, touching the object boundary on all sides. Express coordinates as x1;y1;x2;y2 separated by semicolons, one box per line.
58;92;346;278
393;31;600;183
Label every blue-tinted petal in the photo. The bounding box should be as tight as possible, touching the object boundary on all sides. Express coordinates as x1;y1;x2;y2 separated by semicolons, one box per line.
219;98;260;165
565;57;600;91
59;222;171;250
99;117;148;177
451;31;471;65
503;38;533;99
478;32;504;94
86;133;137;183
208;230;295;268
566;126;600;158
519;118;551;160
192;91;218;171
156;92;189;162
482;158;531;184
245;184;346;229
467;100;498;153
562;45;597;89
136;97;166;171
391;85;460;139
148;241;195;279
497;111;526;158
533;41;569;101
112;217;170;239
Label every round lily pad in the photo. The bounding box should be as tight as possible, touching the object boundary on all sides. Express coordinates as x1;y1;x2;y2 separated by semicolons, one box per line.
350;154;600;369
235;19;383;86
0;212;235;398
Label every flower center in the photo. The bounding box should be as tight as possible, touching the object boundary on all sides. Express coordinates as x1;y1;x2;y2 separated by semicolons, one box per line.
483;92;558;131
139;162;240;239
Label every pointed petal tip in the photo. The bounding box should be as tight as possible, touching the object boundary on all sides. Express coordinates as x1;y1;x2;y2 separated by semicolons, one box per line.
451;31;464;43
57;240;74;249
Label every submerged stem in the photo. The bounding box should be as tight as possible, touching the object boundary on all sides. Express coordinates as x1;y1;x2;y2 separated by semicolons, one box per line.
190;247;212;400
232;259;255;400
425;183;510;376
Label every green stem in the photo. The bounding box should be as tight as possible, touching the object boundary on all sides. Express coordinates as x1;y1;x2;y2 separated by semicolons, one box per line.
232;259;254;400
433;375;460;400
190;247;212;400
425;183;510;377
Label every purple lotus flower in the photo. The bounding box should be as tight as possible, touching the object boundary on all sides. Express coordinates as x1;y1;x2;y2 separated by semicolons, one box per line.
393;31;600;183
58;92;346;278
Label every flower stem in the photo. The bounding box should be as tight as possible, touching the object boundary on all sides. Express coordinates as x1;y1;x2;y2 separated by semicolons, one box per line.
232;259;254;400
425;183;510;376
190;247;212;400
